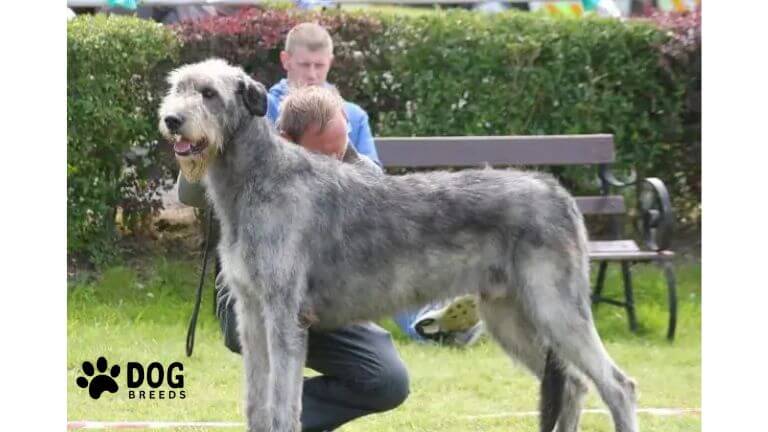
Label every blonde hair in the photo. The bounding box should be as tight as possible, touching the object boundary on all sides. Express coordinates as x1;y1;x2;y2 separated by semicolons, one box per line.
284;22;334;54
276;85;345;143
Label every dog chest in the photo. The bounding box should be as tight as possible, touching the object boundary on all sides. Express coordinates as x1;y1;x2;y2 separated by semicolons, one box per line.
218;244;252;293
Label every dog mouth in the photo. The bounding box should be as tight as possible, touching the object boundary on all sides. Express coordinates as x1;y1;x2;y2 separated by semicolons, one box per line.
173;136;208;157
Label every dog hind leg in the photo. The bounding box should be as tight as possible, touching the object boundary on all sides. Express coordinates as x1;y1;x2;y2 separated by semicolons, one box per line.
557;372;588;432
479;297;578;432
514;248;638;432
541;350;566;432
547;319;636;432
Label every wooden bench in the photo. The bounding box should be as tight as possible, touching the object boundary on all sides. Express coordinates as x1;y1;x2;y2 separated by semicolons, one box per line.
375;134;678;340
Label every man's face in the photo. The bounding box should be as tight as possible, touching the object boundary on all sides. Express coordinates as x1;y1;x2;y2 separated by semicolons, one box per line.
280;47;333;87
296;108;348;160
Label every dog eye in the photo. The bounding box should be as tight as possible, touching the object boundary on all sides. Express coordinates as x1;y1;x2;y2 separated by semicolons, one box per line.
201;88;217;99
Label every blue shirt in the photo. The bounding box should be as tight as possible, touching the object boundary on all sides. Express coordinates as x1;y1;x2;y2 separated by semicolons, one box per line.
266;79;381;167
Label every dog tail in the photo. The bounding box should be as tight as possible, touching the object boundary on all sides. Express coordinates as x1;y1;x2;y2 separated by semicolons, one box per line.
539;348;565;432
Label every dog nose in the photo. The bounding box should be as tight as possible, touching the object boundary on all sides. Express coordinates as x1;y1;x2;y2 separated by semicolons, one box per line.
164;115;184;132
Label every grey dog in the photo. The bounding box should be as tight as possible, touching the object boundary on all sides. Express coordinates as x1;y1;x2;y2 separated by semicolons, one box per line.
158;59;638;432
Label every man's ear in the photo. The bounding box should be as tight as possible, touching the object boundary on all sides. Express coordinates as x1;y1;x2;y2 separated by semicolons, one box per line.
238;76;268;117
279;50;291;73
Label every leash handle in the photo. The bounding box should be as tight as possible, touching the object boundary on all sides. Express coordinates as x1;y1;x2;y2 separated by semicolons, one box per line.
186;207;214;357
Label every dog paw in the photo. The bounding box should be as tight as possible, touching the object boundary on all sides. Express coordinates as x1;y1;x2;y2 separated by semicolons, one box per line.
76;356;120;400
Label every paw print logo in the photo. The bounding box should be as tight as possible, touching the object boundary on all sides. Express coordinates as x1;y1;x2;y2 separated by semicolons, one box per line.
76;357;121;400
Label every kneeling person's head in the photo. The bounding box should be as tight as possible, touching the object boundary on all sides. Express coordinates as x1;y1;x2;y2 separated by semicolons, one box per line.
277;86;348;161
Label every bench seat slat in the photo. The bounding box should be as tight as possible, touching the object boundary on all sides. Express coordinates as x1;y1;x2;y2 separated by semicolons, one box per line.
590;240;640;253
588;240;674;261
377;134;615;167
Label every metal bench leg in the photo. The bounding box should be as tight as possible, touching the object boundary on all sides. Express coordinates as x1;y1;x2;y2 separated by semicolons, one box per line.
592;261;609;305
621;262;639;333
662;261;678;341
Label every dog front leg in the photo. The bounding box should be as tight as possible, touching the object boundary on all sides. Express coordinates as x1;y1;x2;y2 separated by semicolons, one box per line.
264;282;308;432
234;289;274;432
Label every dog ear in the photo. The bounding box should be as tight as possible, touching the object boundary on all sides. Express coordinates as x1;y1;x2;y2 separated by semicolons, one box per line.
238;76;268;117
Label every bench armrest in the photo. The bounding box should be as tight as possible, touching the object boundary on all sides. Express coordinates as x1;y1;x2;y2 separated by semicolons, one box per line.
636;177;675;251
598;164;637;190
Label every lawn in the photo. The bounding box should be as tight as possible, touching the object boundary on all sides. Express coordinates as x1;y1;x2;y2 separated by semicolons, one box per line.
68;255;700;431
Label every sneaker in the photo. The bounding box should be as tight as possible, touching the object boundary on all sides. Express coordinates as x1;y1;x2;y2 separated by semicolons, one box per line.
413;295;480;338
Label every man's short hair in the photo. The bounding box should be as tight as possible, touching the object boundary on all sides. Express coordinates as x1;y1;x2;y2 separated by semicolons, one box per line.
276;85;345;143
284;22;334;54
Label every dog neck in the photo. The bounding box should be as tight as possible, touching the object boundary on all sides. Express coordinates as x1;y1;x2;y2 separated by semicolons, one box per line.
203;116;296;241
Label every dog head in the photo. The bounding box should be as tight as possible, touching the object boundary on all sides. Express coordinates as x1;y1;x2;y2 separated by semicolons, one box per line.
158;58;268;182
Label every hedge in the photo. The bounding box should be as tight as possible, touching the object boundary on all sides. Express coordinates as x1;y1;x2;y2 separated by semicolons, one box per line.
68;15;179;264
67;8;700;264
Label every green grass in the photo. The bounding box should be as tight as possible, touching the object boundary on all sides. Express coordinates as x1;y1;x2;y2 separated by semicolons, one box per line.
68;257;700;431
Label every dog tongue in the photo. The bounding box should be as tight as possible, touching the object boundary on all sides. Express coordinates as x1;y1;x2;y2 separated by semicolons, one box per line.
174;140;192;154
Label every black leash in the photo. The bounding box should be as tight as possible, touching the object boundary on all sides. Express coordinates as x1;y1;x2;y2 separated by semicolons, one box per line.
186;207;213;357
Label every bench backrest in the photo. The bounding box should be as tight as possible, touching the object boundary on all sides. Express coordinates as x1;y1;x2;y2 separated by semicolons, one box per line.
375;134;624;216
